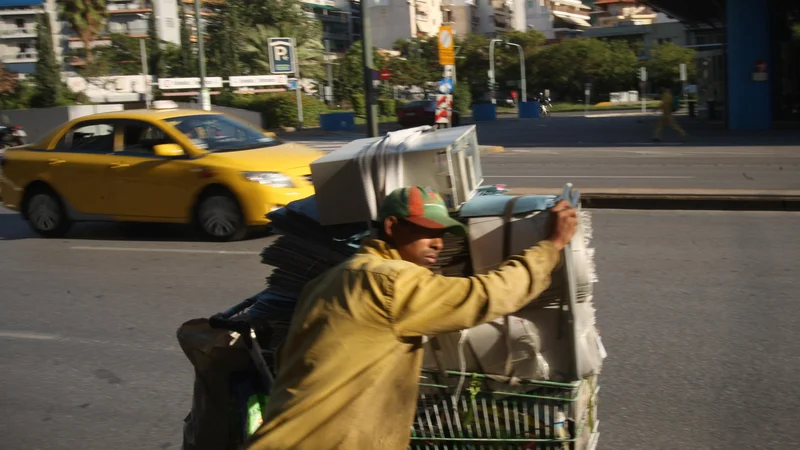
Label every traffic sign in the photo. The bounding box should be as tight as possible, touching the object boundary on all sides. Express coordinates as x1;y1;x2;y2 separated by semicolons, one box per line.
268;38;296;74
229;75;289;88
379;70;392;81
679;63;687;81
438;26;455;66
158;77;223;90
438;78;453;94
371;69;380;80
639;67;647;82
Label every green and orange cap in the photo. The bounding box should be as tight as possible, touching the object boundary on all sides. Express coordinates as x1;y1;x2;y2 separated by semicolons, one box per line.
378;186;468;236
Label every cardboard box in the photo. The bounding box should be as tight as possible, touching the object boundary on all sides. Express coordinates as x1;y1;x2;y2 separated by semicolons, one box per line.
310;125;483;226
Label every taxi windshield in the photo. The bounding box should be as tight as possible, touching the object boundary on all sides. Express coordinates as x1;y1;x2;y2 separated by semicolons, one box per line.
166;114;279;152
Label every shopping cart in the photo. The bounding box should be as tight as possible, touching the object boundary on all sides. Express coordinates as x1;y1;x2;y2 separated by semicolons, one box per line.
206;184;599;450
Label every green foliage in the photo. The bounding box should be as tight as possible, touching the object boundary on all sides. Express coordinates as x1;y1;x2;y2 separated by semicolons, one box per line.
378;97;395;116
33;12;62;107
147;10;165;78
645;42;696;89
59;0;108;64
350;93;365;118
453;83;472;114
239;24;324;80
176;2;196;77
217;93;327;129
334;42;384;101
205;0;244;77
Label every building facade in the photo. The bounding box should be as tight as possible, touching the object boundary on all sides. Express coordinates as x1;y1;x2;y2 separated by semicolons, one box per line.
526;0;592;39
591;0;656;27
302;0;353;53
0;0;60;75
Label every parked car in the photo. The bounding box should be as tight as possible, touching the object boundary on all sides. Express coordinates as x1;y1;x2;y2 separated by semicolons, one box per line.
396;100;461;128
0;102;323;241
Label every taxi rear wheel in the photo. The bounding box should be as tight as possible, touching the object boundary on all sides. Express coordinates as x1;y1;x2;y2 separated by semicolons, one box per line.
25;187;72;238
196;192;247;242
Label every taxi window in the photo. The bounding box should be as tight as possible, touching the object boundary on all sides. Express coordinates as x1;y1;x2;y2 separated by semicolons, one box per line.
55;122;116;153
166;114;279;152
120;122;175;155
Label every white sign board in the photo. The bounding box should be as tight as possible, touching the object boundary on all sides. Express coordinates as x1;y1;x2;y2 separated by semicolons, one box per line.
679;63;687;81
640;67;647;82
158;77;224;90
229;75;289;87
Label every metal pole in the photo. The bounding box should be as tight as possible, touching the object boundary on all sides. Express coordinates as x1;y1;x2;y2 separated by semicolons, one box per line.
507;42;525;102
488;39;501;104
294;38;304;129
139;38;151;108
361;0;378;137
325;41;334;105
194;0;209;110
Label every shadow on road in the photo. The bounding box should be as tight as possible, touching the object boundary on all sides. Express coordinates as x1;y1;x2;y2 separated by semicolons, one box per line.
0;211;271;242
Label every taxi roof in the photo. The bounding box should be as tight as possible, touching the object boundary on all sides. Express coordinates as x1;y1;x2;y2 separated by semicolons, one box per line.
80;108;221;121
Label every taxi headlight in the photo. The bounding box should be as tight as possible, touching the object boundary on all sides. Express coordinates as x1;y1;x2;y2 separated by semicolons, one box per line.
242;172;294;188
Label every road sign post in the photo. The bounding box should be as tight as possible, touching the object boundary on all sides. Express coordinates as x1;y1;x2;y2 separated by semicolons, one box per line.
584;82;591;113
194;0;210;110
361;0;378;137
435;94;452;128
268;38;303;129
640;67;647;113
679;63;687;112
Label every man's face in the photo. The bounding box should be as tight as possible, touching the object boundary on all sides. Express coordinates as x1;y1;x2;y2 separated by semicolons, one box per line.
383;217;445;268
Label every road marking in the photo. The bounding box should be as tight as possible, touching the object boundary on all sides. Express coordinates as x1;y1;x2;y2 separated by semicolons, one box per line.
0;331;58;340
484;175;695;179
70;246;259;255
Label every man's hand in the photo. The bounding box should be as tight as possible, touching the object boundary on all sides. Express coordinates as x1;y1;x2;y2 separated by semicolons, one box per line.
547;200;578;251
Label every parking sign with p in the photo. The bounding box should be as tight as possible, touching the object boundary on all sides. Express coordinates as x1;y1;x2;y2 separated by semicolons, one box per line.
268;38;296;74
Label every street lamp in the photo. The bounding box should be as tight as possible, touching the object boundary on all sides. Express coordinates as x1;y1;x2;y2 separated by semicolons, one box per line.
194;0;210;111
488;38;502;104
505;41;525;103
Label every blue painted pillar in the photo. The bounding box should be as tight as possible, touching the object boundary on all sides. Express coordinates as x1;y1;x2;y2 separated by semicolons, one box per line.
726;0;772;130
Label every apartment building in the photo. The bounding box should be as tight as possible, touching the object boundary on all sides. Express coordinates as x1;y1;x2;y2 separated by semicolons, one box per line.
526;0;591;39
369;0;445;50
302;0;353;53
591;0;656;27
0;0;60;74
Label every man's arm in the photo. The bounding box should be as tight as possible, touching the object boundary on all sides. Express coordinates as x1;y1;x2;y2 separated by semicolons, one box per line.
388;241;562;337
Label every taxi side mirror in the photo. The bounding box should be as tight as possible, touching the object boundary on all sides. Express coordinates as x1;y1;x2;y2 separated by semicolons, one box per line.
263;131;283;143
153;143;185;157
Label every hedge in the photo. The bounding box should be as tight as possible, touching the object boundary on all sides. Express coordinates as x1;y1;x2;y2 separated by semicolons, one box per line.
351;93;366;118
216;92;327;129
378;98;396;117
453;84;472;115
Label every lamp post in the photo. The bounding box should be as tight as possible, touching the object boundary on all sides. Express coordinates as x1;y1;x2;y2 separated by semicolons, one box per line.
488;38;502;104
505;41;525;102
194;0;210;111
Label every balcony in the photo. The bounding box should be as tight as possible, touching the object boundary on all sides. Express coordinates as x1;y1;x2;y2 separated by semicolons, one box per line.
0;27;36;38
107;0;152;14
2;51;37;63
0;7;41;16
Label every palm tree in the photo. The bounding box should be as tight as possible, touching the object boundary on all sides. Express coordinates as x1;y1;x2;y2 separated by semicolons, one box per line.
61;0;108;64
241;24;324;81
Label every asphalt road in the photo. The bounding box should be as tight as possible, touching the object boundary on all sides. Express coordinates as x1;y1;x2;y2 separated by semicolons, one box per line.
2;207;799;449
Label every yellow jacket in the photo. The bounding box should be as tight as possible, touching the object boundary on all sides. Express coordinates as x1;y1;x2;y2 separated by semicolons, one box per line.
660;91;674;114
247;238;561;450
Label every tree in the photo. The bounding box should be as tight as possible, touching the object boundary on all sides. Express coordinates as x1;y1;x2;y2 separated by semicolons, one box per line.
32;11;62;107
206;0;244;77
92;33;151;75
147;10;165;78
60;0;108;65
333;41;382;101
645;42;696;90
240;24;325;80
176;1;196;77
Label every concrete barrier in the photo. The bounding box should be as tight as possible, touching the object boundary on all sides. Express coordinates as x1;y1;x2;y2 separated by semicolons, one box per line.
320;112;356;131
519;101;541;119
471;103;497;121
0;104;124;143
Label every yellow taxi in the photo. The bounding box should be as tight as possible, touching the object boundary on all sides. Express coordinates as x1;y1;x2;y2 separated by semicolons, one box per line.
0;102;323;240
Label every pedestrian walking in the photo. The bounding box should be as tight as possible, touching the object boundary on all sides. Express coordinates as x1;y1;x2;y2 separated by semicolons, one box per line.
653;86;687;141
246;186;578;450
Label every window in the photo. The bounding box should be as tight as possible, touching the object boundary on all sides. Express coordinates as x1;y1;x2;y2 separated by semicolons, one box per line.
166;114;279;153
15;19;24;29
120;122;175;155
55;122;116;153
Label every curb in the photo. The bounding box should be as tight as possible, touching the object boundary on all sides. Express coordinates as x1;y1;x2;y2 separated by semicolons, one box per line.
506;188;800;211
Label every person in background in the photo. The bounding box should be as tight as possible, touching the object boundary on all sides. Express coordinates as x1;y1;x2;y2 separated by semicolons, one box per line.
653;86;687;141
247;186;578;450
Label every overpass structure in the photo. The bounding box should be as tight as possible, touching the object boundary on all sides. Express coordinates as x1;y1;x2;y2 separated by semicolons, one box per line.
644;0;799;130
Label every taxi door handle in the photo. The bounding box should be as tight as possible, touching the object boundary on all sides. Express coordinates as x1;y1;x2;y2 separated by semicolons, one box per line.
48;158;66;166
109;162;130;169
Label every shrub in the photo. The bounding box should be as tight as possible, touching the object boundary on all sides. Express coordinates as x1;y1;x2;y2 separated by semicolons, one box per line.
216;92;327;129
351;93;365;118
378;98;395;117
453;83;472;115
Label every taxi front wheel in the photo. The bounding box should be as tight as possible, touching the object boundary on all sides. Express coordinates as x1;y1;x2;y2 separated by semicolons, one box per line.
25;187;72;238
196;192;247;242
